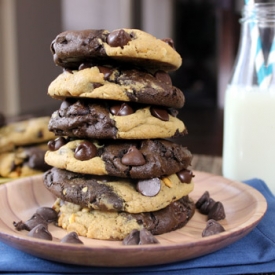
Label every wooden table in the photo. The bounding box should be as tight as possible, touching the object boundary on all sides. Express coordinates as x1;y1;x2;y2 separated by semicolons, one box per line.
191;154;222;175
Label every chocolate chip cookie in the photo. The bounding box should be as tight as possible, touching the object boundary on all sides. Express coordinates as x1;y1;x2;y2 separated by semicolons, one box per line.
54;195;195;240
51;29;182;71
0;116;55;153
48;99;187;139
0;144;51;178
43;167;194;213
45;138;192;179
48;65;184;108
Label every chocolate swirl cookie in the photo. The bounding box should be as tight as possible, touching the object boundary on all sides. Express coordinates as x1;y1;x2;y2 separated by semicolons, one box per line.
43;167;194;213
54;195;195;240
48;65;184;108
48;99;187;140
45;138;192;179
50;28;182;71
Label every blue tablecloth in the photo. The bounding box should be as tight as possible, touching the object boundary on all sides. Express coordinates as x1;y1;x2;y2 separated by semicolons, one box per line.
1;178;275;275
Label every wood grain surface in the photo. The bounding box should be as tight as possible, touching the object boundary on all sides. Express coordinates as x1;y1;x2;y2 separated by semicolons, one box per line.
0;170;266;267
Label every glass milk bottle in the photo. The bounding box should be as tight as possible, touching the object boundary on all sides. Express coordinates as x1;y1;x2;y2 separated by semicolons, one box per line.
223;3;275;193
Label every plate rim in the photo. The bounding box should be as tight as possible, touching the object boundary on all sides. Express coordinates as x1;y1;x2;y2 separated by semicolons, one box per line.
0;171;267;267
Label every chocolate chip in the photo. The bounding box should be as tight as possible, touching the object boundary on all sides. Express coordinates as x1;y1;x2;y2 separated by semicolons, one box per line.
150;107;169;121
208;202;226;221
122;229;159;245
195;191;210;209
122;229;140;245
37;130;43;138
137;178;161;197
162;38;175;49
74;141;97;161
121;146;146;166
200;198;216;215
176;169;194;183
61;232;83;244
47;137;67;151
110;103;134;116
139;229;159;245
35;207;58;223
154;70;172;85
107;29;131;47
27;224;52;240
202;219;225;237
98;66;113;80
13;213;48;231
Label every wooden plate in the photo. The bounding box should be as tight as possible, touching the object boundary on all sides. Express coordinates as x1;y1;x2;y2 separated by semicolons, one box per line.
0;171;267;267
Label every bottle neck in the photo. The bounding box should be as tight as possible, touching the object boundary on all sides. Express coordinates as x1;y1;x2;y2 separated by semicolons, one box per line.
241;3;275;26
229;3;275;88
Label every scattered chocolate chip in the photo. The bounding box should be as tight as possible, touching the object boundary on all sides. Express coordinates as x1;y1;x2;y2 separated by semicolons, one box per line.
202;219;225;237
110;103;134;116
137;178;161;197
48;137;67;151
139;229;159;245
13;220;29;231
35;207;58;223
154;70;172;85
208;202;226;221
107;29;131;47
74;141;98;161
176;169;194;183
195;191;210;209
13;213;48;231
162;38;175;48
27;224;52;240
200;198;216;215
122;229;159;245
150;107;169;121
121;146;146;166
122;229;140;245
61;232;83;244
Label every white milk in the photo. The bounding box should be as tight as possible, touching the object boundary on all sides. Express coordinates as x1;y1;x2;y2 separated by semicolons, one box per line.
223;85;275;193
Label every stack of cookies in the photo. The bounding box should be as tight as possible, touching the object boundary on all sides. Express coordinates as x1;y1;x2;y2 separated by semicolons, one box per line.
0;115;54;180
43;28;195;241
